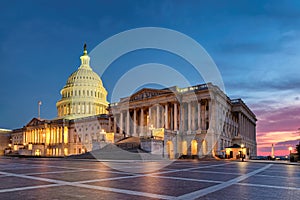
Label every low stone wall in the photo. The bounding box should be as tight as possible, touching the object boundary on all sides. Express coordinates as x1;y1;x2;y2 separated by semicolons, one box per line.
140;138;163;155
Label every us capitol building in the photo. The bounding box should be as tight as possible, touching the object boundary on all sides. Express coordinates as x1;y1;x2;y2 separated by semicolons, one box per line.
7;45;257;159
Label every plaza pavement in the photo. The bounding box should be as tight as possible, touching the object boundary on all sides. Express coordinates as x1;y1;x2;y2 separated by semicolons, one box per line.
0;157;299;199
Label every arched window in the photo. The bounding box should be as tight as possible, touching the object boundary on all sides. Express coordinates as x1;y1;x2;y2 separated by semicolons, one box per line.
182;141;187;155
166;141;174;159
191;140;198;155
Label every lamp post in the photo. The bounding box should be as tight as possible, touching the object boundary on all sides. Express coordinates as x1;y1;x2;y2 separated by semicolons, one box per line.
241;144;245;162
289;146;293;162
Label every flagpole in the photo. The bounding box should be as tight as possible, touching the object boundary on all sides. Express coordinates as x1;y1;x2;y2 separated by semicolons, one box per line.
38;101;42;119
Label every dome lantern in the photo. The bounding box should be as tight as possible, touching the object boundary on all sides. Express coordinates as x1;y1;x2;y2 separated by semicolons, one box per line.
79;43;91;70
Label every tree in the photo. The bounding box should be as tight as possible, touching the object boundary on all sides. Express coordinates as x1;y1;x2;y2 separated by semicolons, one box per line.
296;141;300;156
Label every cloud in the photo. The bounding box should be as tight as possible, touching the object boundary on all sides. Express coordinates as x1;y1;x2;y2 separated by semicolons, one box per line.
219;41;278;55
254;103;300;133
276;139;300;146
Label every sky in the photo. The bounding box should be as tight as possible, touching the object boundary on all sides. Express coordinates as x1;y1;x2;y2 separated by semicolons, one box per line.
1;0;300;156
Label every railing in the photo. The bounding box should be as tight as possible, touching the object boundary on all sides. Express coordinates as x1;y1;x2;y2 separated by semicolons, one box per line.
177;84;208;93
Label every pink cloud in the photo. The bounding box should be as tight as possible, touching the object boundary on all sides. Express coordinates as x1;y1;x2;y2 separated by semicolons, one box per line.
250;103;300;156
255;105;300;133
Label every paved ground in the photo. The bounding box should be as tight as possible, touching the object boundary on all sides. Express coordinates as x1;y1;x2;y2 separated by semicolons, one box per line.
0;157;299;199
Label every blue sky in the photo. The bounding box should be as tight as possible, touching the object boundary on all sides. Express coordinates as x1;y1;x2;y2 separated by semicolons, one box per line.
1;0;300;155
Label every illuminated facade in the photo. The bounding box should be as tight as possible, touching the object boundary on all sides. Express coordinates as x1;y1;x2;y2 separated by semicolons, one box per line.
0;129;11;155
110;83;257;159
11;115;111;156
9;45;111;156
8;45;256;159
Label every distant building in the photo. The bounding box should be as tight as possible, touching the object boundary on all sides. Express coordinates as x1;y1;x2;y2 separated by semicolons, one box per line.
0;128;12;155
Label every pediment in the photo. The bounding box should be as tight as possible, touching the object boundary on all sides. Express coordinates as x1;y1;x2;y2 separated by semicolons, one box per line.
26;118;45;127
129;88;171;102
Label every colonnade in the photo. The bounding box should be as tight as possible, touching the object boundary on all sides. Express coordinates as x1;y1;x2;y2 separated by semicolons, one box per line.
24;126;68;145
238;113;256;141
58;103;107;117
113;99;211;137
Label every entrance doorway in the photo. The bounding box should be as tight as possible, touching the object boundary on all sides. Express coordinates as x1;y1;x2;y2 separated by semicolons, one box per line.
35;149;41;156
191;140;198;155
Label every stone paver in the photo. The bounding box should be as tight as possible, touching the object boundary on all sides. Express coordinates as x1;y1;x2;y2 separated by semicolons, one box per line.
0;157;299;199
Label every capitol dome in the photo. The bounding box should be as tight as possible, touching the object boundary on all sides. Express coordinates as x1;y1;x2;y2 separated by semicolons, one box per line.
56;44;108;119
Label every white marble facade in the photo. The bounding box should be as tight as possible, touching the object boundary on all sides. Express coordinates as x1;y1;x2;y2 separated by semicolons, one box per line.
110;83;257;158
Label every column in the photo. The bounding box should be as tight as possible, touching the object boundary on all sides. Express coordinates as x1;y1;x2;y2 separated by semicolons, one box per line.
33;130;35;143
133;109;137;136
157;105;160;128
50;128;52;144
242;114;244;138
181;104;185;131
174;103;178;131
35;129;38;143
149;107;152;126
62;126;65;155
113;116;117;134
165;104;169;129
120;112;123;135
191;102;195;131
60;127;63;143
58;127;60;143
54;128;57;144
238;113;241;137
208;100;212;130
126;110;130;136
198;101;201;130
56;128;59;144
36;129;39;143
140;108;144;136
188;102;191;132
108;117;111;132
